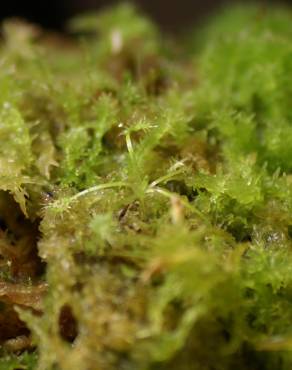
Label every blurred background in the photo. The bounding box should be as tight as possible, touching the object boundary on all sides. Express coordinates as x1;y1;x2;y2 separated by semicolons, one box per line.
0;0;291;32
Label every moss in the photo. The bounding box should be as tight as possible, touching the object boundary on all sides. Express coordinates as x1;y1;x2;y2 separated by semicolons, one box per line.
0;2;292;370
0;351;37;370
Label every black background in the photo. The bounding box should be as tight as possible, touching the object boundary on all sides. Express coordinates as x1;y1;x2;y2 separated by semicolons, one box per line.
0;0;291;33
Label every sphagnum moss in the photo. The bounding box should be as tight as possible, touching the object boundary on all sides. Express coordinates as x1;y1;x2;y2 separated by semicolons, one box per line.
0;2;292;369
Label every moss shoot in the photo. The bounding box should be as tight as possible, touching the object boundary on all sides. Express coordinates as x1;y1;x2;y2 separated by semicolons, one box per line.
0;3;292;370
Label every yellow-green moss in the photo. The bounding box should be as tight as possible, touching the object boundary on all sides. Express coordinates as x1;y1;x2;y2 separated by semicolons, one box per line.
0;3;292;370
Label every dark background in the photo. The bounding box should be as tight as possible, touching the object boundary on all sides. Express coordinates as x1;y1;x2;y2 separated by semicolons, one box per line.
0;0;291;33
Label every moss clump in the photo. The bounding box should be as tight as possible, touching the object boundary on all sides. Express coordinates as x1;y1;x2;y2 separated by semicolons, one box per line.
1;2;292;370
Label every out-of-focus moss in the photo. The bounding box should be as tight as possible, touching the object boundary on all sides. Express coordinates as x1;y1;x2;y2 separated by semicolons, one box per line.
0;351;37;370
1;3;292;370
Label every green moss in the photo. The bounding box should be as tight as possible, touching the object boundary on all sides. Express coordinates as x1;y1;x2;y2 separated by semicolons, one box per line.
1;3;292;370
0;351;37;370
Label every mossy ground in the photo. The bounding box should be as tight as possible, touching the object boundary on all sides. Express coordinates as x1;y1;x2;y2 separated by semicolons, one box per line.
0;2;292;370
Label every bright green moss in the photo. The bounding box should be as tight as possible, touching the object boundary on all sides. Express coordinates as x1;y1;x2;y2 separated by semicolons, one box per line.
1;3;292;370
0;351;37;370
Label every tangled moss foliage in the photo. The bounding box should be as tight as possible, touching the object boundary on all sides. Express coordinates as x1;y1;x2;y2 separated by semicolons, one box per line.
0;351;37;370
1;2;292;370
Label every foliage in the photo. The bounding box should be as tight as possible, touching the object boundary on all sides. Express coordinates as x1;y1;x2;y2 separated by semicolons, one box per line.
0;352;37;370
0;3;292;370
